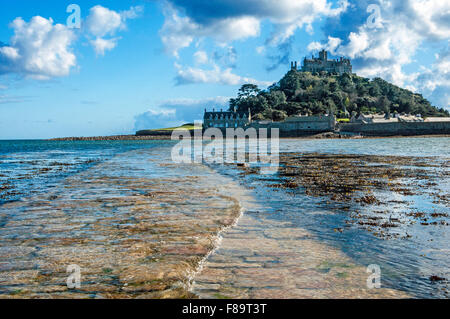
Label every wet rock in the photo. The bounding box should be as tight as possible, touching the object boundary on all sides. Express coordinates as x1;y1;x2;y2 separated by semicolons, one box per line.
430;275;446;282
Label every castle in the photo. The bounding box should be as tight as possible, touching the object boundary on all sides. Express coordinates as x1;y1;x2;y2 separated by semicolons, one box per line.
291;50;352;74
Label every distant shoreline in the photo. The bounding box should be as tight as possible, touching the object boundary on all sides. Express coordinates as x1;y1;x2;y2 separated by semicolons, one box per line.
48;135;173;141
48;133;450;141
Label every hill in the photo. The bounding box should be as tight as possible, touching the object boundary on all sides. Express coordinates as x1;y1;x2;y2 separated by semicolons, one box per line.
230;71;449;121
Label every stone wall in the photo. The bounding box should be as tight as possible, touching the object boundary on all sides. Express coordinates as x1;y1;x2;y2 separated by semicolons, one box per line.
339;121;450;136
249;115;335;137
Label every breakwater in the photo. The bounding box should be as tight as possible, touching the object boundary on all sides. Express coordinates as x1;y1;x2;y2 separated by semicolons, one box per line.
339;121;450;136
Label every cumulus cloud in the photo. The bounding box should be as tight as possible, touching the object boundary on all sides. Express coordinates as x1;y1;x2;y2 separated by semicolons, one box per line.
85;6;123;37
308;36;342;54
160;4;260;57
0;5;143;79
177;47;270;86
134;97;230;130
174;63;273;87
160;0;349;57
0;16;76;79
85;5;143;55
0;46;20;60
89;37;121;56
311;0;450;108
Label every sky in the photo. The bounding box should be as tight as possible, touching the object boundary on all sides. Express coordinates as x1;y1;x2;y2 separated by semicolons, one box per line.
0;0;449;139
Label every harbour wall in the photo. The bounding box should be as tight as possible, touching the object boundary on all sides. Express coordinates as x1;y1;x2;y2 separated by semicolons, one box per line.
339;121;450;136
249;116;335;137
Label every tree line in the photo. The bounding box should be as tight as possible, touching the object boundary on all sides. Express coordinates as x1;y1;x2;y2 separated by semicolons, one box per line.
230;70;449;121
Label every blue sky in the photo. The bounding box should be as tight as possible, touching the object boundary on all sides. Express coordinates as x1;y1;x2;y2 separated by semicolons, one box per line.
0;0;449;139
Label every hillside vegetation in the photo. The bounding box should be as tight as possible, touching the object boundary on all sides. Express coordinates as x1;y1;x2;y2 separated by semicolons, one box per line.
136;123;201;136
230;71;449;121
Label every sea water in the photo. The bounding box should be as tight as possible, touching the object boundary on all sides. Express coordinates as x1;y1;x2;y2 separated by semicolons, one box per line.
0;138;448;298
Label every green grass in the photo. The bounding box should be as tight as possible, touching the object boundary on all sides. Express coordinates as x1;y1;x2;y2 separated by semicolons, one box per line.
136;123;203;136
152;124;202;131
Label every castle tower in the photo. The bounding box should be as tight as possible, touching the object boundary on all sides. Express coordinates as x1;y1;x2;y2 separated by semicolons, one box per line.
290;61;298;70
300;50;352;74
319;49;328;61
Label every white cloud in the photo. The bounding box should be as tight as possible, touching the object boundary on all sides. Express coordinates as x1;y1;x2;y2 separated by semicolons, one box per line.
308;0;449;109
340;31;370;59
412;46;450;109
0;46;20;60
85;5;143;56
134;96;230;130
409;0;450;41
174;63;272;87
0;16;76;79
160;0;348;57
90;37;121;56
264;0;348;45
121;5;144;20
160;4;261;57
0;5;143;79
85;6;123;37
307;36;342;54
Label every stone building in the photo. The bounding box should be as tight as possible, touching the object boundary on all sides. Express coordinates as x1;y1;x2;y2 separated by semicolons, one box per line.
203;108;252;129
292;49;352;74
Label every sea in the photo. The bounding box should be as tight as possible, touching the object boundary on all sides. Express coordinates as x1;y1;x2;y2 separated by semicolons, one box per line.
0;137;449;298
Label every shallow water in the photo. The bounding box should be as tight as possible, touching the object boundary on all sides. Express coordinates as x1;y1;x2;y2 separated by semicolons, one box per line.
0;143;244;298
278;137;450;157
0;140;176;204
0;138;449;298
198;137;449;298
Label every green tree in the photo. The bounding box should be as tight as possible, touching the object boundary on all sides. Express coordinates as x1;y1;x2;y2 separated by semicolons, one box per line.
237;84;260;99
229;70;448;120
271;109;288;121
279;70;301;98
